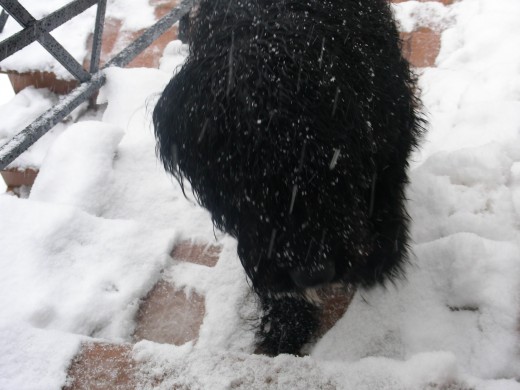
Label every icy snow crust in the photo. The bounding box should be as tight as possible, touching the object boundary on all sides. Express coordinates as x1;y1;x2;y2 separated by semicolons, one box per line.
1;0;520;388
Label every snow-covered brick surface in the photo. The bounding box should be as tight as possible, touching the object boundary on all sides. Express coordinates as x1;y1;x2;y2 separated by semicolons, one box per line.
0;195;175;339
95;66;217;238
30;121;124;215
1;0;520;388
0;0;157;79
133;342;461;390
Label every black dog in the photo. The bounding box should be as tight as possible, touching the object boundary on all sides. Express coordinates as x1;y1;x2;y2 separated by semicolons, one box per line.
154;0;423;355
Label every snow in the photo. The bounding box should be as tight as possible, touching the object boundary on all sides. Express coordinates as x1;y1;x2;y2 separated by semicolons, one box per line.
102;0;157;31
0;324;82;390
416;0;520;161
0;74;14;105
0;194;175;340
1;0;520;388
133;342;461;390
158;40;190;74
96;66;217;238
30;121;125;215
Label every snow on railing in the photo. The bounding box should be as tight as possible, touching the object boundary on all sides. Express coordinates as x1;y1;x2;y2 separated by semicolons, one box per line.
0;0;194;170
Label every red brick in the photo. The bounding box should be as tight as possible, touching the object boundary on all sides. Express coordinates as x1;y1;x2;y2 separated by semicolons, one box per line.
150;0;180;19
7;71;77;95
133;281;205;345
125;26;178;69
64;343;137;390
401;27;442;68
1;168;38;187
171;241;221;267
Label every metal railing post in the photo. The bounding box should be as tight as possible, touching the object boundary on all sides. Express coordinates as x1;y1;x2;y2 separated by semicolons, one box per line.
0;9;8;33
89;0;106;74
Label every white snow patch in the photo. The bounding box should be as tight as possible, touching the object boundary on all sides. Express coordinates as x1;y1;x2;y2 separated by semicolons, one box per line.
30;121;124;215
102;0;156;31
0;323;83;390
415;0;520;162
159;40;189;74
0;195;175;339
96;67;216;240
0;74;15;105
132;342;468;390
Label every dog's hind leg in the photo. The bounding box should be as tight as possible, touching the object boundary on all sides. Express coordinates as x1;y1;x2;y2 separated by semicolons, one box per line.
255;293;320;356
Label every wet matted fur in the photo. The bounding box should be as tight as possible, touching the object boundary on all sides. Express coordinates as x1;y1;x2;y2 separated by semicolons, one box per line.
154;0;424;355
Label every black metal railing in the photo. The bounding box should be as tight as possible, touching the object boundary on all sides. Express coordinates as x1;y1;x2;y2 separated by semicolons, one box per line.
0;9;8;32
0;0;193;170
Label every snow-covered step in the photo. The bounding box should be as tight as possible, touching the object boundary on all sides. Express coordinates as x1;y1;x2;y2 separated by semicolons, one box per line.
7;71;80;95
64;343;135;390
133;241;221;346
63;340;473;389
0;0;181;94
0;167;38;194
134;280;206;346
63;238;356;387
171;241;221;268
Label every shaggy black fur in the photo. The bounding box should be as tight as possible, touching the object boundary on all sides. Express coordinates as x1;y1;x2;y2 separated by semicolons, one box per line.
154;0;423;355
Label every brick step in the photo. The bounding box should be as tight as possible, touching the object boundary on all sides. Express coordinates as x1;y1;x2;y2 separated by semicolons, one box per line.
132;241;220;346
1;168;38;196
401;27;441;68
64;343;136;390
65;241;220;388
64;241;355;388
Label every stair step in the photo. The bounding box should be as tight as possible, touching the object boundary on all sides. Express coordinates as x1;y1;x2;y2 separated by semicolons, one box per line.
64;343;136;390
133;280;205;346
